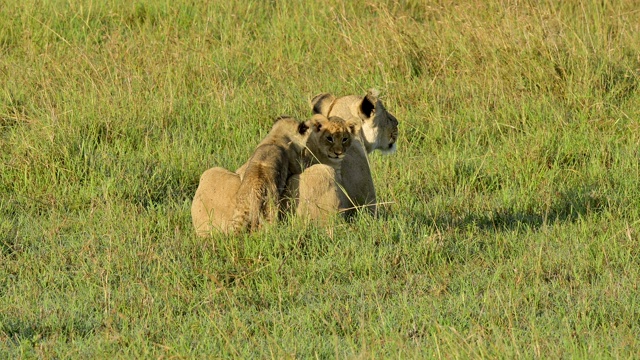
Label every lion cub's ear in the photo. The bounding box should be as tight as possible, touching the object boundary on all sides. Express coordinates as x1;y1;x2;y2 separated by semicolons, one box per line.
310;93;336;116
297;120;309;135
346;118;361;135
309;114;329;132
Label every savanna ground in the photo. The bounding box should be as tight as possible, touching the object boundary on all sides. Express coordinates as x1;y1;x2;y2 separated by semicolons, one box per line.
1;0;640;358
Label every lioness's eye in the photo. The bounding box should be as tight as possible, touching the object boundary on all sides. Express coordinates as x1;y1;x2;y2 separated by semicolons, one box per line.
326;136;333;143
342;137;348;143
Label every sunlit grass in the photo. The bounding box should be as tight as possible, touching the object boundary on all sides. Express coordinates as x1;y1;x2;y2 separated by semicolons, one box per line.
1;0;639;357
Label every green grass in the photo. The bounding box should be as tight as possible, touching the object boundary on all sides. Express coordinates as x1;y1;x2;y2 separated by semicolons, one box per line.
2;0;640;357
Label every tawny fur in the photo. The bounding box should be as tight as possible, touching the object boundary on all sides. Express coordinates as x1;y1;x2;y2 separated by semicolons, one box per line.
191;167;241;236
302;114;358;170
191;91;398;235
231;117;309;233
283;114;359;221
306;89;399;216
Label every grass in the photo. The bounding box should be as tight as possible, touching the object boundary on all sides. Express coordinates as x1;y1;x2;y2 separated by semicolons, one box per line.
1;0;640;357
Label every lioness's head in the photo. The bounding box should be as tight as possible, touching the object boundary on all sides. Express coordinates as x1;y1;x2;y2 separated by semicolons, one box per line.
305;114;359;165
311;89;399;155
360;90;398;155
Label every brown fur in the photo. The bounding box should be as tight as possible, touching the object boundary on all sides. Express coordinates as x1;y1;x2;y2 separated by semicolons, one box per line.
231;117;309;233
303;114;359;169
283;115;359;221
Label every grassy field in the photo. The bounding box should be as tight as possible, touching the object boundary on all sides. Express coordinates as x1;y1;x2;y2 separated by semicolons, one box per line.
2;0;640;357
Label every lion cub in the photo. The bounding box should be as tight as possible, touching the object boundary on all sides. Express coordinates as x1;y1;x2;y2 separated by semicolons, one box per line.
302;114;359;176
231;117;309;233
232;115;358;233
282;115;360;219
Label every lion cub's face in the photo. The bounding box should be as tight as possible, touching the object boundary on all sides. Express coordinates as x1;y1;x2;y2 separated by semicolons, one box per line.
305;115;359;166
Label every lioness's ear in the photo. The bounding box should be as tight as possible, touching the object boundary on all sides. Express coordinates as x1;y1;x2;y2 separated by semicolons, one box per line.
310;93;336;116
360;89;379;119
310;114;327;132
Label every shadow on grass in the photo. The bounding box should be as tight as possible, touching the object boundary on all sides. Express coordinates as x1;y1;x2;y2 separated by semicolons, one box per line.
434;188;609;233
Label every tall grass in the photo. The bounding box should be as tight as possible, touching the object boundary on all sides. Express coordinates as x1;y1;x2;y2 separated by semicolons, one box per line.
1;0;639;357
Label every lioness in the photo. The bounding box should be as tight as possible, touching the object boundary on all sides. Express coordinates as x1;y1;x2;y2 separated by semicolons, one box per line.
305;89;398;216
